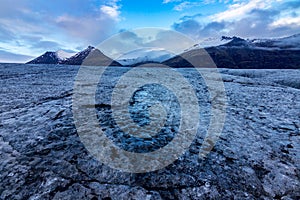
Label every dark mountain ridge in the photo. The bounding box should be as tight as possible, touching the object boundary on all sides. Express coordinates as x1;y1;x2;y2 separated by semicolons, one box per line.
27;46;121;66
163;34;300;69
27;51;61;65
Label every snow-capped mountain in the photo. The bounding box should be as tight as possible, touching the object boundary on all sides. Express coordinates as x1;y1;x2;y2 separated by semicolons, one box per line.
164;33;300;69
188;34;300;50
27;46;121;66
218;34;300;50
251;34;300;50
186;37;231;51
27;50;76;64
27;33;300;69
117;48;174;66
220;37;256;48
62;46;95;65
27;50;73;64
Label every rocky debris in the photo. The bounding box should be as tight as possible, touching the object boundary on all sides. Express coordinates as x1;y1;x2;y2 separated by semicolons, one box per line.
0;64;299;199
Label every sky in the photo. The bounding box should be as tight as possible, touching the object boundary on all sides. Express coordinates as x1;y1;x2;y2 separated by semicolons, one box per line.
0;0;299;62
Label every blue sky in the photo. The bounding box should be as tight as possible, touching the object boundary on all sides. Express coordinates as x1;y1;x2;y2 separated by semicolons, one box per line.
0;0;300;62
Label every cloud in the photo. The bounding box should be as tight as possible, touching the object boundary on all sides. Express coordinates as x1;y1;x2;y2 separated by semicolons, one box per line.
167;0;233;11
225;9;281;38
163;0;182;4
0;50;33;63
0;0;123;62
54;0;122;45
55;14;116;44
0;0;28;18
119;31;144;45
227;4;300;38
271;17;300;28
172;19;226;39
101;5;121;20
163;0;231;6
31;40;61;50
0;25;16;42
147;30;195;54
179;13;202;21
212;0;282;21
172;0;300;40
99;29;195;59
172;20;201;37
281;1;300;9
100;0;122;21
174;1;201;11
201;21;226;36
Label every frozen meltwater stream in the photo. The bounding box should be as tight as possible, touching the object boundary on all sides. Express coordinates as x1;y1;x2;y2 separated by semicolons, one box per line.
0;64;299;199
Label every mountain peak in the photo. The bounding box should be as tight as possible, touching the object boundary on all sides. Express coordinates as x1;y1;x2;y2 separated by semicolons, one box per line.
62;46;96;65
221;36;233;41
27;46;121;66
27;51;59;64
87;45;95;49
164;33;300;69
82;46;96;53
220;36;251;48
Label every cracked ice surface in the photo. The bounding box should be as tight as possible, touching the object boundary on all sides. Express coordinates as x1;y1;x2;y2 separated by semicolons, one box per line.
0;64;299;199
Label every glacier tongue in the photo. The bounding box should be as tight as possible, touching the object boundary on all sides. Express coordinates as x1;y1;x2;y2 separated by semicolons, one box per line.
117;48;175;66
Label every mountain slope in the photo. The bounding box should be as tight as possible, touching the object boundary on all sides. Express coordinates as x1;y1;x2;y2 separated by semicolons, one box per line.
164;34;300;69
27;46;122;66
27;33;300;68
27;51;61;64
77;47;122;66
27;50;76;64
62;46;94;65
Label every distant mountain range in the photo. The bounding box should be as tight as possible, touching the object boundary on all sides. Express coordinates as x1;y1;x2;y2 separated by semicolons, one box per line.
165;34;300;69
116;48;175;66
27;46;121;66
27;34;300;69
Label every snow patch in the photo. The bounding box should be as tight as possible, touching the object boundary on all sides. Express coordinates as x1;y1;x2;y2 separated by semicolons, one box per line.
187;33;300;51
117;48;175;66
55;50;76;60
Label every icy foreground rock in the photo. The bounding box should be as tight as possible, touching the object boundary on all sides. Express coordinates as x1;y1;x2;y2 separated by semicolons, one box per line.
0;64;299;199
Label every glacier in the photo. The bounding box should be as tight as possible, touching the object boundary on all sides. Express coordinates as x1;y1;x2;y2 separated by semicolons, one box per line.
0;64;299;199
